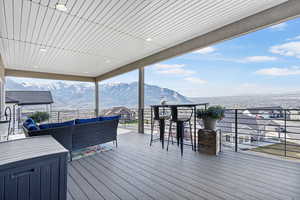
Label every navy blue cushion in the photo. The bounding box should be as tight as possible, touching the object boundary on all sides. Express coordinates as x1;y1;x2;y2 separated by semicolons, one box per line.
23;118;37;130
99;115;120;121
39;120;74;129
75;117;100;124
23;118;35;127
23;122;29;129
27;123;39;131
39;123;50;129
25;118;35;125
51;120;74;128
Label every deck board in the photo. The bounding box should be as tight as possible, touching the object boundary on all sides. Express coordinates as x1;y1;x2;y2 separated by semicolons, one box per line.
92;155;172;200
122;144;299;196
116;142;297;200
70;161;120;200
81;157;152;200
68;132;300;200
98;152;206;200
76;159;136;200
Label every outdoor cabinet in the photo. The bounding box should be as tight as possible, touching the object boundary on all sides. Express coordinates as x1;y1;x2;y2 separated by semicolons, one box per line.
0;135;68;200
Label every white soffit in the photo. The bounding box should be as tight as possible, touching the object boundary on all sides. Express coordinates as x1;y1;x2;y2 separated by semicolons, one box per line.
0;0;287;77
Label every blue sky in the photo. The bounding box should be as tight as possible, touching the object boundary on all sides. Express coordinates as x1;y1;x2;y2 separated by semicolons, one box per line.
105;17;300;97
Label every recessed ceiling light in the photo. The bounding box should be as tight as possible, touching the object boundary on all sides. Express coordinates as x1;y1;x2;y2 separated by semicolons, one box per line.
40;48;47;52
55;3;68;12
146;38;152;42
33;66;39;68
105;60;111;63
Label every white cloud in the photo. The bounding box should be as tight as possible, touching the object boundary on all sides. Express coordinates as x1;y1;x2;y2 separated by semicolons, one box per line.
255;66;300;76
209;55;277;63
239;83;258;88
154;64;195;75
154;64;184;69
193;47;216;54
157;68;195;75
241;56;277;62
287;35;300;41
270;41;300;58
269;22;287;31
184;77;207;84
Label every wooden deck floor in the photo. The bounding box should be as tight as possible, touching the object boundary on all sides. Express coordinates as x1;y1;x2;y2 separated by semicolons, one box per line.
67;133;300;200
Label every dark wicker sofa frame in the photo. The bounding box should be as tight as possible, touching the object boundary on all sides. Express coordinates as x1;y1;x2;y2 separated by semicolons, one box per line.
23;119;119;160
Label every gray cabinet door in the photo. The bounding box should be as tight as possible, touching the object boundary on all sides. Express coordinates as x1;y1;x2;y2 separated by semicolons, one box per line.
0;158;61;200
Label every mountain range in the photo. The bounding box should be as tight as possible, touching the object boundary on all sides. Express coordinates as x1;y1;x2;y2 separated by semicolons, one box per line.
5;79;191;109
5;79;300;109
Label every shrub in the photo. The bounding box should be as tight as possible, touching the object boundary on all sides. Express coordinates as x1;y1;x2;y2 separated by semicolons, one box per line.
196;105;225;120
28;111;50;123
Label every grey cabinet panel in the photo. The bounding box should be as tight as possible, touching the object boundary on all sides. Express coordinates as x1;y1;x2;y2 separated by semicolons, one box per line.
0;136;68;200
0;175;4;199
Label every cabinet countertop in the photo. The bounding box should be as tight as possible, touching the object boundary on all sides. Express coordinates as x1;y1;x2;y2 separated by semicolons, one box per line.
0;135;68;166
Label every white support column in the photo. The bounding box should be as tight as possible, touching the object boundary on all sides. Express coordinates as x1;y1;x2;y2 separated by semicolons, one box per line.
0;55;6;119
138;67;145;134
95;81;100;117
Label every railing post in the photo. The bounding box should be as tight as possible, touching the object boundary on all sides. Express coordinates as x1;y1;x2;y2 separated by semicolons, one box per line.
235;109;238;152
284;109;287;157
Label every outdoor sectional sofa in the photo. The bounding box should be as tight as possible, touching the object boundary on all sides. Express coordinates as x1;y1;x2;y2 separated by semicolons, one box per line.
23;116;119;160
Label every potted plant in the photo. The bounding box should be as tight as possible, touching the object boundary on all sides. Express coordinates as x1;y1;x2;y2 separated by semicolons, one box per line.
197;106;225;130
28;111;50;124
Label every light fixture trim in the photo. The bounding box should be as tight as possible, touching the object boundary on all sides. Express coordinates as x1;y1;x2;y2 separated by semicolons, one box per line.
55;3;68;12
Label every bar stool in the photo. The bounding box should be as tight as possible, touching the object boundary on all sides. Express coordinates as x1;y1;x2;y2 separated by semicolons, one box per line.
150;106;169;149
167;106;193;155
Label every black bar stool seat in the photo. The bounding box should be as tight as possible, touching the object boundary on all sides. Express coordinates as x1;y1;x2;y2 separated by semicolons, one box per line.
167;106;193;156
150;106;169;149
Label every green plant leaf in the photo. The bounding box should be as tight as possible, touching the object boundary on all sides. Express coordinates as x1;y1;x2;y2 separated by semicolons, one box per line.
196;105;225;120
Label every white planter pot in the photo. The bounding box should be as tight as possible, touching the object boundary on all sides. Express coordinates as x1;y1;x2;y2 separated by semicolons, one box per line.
202;117;217;130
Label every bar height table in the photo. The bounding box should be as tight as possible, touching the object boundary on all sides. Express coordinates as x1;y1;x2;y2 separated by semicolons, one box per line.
150;103;209;155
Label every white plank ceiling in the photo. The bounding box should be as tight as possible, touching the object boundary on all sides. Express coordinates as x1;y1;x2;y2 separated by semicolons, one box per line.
0;0;287;77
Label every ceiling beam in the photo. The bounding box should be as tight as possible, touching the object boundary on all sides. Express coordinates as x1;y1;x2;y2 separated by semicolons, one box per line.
5;69;95;82
96;0;300;81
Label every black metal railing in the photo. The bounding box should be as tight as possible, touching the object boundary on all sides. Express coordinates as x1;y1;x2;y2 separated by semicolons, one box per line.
218;109;300;159
20;107;300;160
140;107;300;159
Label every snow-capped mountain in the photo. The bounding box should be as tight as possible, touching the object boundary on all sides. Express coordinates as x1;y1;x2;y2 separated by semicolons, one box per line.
5;79;191;109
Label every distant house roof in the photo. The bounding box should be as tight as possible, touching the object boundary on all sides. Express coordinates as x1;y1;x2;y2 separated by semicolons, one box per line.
219;113;279;133
246;106;284;115
247;106;283;110
101;106;134;116
5;91;54;106
5;96;19;104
